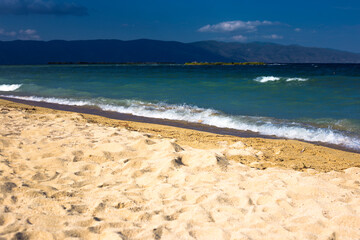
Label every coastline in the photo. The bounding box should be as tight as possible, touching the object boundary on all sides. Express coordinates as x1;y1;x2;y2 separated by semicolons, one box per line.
1;98;359;172
1;98;360;239
1;96;359;155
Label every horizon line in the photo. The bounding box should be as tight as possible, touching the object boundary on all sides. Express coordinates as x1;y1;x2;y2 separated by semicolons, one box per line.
0;38;359;54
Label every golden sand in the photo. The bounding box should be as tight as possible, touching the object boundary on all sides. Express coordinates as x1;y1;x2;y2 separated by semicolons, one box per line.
0;99;359;239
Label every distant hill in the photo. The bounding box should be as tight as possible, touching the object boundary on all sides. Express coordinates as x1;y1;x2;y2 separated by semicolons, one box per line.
0;39;359;64
190;41;360;63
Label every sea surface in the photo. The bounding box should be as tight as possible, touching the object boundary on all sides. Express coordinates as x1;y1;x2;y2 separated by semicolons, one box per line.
0;64;359;151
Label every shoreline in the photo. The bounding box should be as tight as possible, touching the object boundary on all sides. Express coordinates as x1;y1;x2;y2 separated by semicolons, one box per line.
1;96;358;154
1;98;359;172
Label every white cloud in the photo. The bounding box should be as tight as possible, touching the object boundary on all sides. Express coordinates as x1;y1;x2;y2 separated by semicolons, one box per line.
294;28;301;32
198;20;275;33
232;35;247;42
6;31;17;36
18;28;40;39
0;28;17;36
0;28;40;39
26;29;36;34
264;34;283;39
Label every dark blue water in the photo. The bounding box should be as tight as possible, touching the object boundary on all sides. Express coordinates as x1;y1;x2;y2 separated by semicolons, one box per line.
1;64;359;150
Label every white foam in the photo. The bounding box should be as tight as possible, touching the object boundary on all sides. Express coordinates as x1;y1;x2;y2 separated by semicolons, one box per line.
254;76;281;83
286;78;308;82
2;95;359;150
0;84;22;91
254;76;308;83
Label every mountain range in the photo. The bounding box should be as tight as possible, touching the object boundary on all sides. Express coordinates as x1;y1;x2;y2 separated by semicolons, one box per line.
1;39;360;64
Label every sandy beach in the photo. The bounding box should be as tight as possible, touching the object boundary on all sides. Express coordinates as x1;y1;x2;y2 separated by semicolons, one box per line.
0;98;359;240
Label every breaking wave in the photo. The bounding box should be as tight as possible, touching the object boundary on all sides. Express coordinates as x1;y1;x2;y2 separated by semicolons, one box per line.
254;76;308;83
0;84;22;91
286;77;308;82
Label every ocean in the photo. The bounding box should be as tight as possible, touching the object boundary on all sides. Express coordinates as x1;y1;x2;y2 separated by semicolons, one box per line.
1;63;359;151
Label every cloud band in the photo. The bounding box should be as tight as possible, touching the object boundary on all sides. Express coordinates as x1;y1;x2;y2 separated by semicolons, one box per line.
198;20;274;33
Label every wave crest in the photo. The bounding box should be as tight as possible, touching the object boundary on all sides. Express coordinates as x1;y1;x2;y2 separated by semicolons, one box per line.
0;84;22;91
254;76;281;83
286;77;308;82
254;76;308;83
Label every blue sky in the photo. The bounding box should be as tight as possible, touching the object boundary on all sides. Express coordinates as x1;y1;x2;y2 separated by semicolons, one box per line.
0;0;360;52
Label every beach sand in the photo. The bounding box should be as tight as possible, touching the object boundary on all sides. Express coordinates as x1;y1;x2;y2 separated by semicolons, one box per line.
0;99;359;240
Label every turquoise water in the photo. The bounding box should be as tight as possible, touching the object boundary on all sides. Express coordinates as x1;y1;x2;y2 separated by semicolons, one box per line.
1;64;360;150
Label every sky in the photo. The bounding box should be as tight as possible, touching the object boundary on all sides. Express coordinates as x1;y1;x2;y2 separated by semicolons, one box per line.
0;0;360;53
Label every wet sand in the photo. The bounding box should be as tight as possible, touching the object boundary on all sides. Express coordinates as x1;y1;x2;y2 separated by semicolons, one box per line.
0;99;359;239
